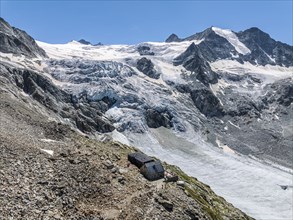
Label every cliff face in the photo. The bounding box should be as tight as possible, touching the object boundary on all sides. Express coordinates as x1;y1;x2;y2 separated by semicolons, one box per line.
0;18;47;58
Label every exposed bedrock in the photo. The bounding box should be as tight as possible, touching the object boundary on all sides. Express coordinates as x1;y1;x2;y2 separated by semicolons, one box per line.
145;108;173;129
174;43;218;85
0;18;47;58
1;64;114;133
190;87;224;118
136;57;161;79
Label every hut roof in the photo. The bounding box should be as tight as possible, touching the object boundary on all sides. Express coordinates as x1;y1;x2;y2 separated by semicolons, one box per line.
128;152;154;168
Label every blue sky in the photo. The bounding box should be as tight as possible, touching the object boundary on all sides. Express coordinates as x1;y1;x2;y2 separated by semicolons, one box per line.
1;1;292;45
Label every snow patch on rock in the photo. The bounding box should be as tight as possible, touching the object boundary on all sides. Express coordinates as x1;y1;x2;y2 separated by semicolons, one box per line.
212;27;251;55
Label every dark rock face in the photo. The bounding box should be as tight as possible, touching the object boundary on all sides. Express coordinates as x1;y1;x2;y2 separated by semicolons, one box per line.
190;88;224;118
263;78;293;107
173;28;239;63
225;95;261;117
75;109;114;133
183;56;218;85
0;17;47;58
175;84;191;93
193;29;238;62
145;109;173;128
174;26;293;67
14;69;71;110
137;45;155;56
237;27;293;67
2;64;114;133
201;73;293;168
165;33;181;43
78;39;92;45
137;57;160;79
174;43;218;85
213;73;265;118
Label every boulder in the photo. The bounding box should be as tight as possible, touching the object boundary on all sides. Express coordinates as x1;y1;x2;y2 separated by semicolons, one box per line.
145;109;173;128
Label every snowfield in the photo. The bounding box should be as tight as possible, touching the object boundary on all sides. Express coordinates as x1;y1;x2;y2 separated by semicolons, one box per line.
211;59;293;84
36;39;203;62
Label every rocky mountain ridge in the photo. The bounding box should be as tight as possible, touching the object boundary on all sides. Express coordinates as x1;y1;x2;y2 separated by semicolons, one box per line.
166;26;293;67
0;18;47;58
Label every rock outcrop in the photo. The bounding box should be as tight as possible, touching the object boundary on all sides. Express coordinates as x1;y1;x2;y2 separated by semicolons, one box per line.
237;27;293;67
174;43;218;85
145;108;173;128
136;57;160;79
1;63;115;133
137;45;155;56
0;17;47;58
190;87;224;118
263;78;293;106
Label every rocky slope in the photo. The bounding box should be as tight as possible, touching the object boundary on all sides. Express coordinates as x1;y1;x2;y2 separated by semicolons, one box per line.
0;17;292;219
0;18;47;58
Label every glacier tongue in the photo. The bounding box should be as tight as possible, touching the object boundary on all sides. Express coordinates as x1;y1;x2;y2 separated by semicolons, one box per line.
123;127;293;220
212;27;251;55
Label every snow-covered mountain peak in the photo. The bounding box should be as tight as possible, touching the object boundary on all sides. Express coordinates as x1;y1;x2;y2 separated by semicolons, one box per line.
211;26;251;55
68;40;85;45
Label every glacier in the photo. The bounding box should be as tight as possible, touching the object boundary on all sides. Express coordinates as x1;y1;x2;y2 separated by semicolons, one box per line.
122;128;293;220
